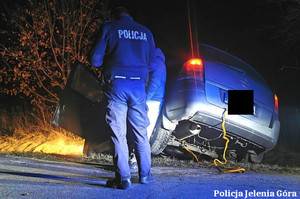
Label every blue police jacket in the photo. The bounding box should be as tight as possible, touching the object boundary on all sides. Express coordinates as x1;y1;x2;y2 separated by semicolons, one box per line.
91;15;156;81
146;48;166;101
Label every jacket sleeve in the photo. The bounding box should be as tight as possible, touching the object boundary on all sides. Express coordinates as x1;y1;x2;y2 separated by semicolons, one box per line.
90;25;109;68
145;31;158;100
146;58;165;101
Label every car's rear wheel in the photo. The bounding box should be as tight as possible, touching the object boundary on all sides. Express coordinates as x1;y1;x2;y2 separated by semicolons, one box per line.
150;114;173;155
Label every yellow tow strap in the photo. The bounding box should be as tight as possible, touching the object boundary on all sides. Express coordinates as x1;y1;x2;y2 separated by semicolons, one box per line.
182;141;202;165
213;109;245;173
182;109;245;174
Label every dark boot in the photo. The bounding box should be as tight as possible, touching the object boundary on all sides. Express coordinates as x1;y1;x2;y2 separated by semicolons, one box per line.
139;173;155;184
106;178;132;190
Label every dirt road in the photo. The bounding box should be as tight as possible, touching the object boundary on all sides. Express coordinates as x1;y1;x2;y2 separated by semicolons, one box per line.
0;155;299;199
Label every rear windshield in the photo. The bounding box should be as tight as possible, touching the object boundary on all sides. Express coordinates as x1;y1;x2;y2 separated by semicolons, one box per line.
198;43;267;84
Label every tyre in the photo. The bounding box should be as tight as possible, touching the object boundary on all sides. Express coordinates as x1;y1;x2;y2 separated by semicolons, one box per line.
150;114;173;155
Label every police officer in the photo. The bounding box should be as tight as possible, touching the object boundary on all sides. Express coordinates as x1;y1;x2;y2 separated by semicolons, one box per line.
90;7;156;190
129;48;167;172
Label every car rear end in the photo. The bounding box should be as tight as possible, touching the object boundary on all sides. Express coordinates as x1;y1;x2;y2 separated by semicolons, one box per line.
164;44;280;155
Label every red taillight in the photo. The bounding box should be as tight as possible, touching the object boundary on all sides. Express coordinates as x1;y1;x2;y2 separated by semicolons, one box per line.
188;58;203;66
184;58;204;78
274;94;279;114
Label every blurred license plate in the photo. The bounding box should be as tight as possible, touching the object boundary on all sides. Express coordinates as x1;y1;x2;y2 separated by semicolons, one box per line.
224;92;256;115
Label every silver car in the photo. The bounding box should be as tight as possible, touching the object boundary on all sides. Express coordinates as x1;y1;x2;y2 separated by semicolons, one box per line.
53;43;280;163
150;43;280;163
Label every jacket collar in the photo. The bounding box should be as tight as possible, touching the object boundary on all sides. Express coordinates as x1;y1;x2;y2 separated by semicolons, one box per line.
118;15;133;21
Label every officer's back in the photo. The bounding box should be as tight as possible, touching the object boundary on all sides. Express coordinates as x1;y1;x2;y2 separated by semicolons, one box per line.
91;8;156;81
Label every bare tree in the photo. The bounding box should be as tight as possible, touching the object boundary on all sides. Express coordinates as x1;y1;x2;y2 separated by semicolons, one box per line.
257;0;300;52
0;0;108;123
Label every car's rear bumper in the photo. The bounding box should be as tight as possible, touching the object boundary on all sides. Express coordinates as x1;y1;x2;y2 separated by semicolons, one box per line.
165;89;280;151
190;109;280;151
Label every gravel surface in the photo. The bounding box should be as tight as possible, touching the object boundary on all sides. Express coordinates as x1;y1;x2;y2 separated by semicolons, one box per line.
0;153;300;199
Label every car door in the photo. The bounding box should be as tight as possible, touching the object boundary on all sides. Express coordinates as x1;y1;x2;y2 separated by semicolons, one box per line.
52;62;110;145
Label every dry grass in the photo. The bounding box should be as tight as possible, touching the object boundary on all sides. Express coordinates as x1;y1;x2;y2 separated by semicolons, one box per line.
0;106;84;155
151;155;300;174
2;150;300;175
263;147;300;167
